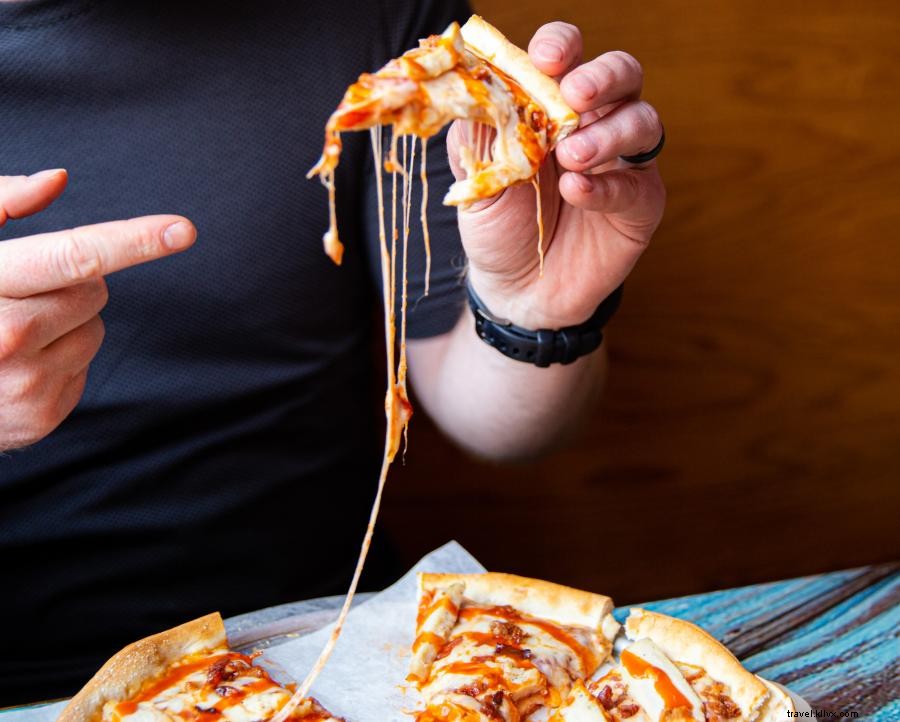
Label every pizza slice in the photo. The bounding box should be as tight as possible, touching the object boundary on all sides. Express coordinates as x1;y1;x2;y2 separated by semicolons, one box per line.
57;613;343;722
554;608;771;722
408;572;620;722
307;14;578;264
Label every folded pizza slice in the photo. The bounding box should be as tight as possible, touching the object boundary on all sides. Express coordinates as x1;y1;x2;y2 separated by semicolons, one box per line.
308;14;578;264
553;609;770;722
409;572;620;722
57;613;344;722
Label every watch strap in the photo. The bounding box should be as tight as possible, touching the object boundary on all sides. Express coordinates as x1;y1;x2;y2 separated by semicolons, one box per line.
466;281;624;367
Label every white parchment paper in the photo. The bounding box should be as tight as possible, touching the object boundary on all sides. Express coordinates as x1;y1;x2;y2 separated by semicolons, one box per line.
1;541;483;722
261;540;485;721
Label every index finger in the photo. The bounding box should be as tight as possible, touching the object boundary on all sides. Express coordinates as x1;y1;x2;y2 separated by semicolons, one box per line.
0;215;196;298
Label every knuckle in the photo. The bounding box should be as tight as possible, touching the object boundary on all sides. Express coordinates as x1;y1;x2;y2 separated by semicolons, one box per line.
90;315;106;349
639;101;661;132
590;59;617;92
7;366;43;403
610;50;643;79
55;232;103;283
131;222;167;261
80;278;109;310
0;308;32;359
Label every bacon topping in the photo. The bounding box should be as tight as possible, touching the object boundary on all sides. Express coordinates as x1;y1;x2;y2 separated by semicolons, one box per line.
490;620;526;646
703;693;742;721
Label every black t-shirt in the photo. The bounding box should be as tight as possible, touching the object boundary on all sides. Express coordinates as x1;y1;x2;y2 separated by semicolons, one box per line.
0;0;468;704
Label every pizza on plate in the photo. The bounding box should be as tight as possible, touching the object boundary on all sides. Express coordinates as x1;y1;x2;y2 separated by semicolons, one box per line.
57;613;342;722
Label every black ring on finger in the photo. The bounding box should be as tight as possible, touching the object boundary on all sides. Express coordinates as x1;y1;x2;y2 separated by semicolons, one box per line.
620;127;665;165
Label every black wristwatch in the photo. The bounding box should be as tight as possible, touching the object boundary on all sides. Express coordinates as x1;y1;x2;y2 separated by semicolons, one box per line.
466;280;624;367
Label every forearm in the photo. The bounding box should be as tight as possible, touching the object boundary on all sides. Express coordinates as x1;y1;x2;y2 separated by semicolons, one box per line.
408;309;607;461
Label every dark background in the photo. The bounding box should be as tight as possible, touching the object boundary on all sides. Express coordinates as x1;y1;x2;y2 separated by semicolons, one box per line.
380;0;900;603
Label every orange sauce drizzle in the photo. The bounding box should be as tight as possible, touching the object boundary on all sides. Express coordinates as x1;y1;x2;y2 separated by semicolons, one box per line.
111;651;295;721
458;606;598;675
417;594;460;629
621;648;693;710
413;631;446;653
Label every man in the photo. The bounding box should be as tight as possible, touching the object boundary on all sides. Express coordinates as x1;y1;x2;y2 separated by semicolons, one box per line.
0;0;664;705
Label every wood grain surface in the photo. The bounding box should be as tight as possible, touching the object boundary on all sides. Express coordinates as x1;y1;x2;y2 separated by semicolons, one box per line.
381;1;900;602
631;562;900;719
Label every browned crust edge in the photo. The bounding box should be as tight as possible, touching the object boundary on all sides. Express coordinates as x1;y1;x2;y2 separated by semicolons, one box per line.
419;572;614;632
57;612;226;722
460;14;580;145
625;608;769;721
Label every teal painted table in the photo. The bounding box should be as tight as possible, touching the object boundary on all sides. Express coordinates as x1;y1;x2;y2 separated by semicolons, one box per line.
4;563;897;720
618;563;900;720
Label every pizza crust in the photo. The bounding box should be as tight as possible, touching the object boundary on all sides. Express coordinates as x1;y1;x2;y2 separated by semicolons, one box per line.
460;15;580;146
624;609;769;722
57;612;227;722
420;572;616;635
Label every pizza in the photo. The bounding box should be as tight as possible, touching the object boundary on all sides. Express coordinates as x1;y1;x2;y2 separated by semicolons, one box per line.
407;576;797;722
408;573;620;722
307;14;579;266
555;608;795;722
57;613;342;722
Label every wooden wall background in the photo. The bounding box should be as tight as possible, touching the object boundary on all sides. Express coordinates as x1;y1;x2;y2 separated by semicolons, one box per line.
381;0;900;603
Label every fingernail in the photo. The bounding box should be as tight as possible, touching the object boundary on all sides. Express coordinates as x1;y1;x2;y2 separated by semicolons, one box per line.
28;168;65;182
569;73;597;100
537;41;564;63
563;133;598;163
163;221;196;250
572;173;593;193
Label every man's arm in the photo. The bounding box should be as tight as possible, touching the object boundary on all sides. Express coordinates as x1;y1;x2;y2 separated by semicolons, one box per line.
407;22;665;461
409;313;607;461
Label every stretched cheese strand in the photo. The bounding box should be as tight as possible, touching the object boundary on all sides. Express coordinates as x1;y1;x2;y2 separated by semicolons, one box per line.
533;174;544;276
272;128;410;722
419;137;431;297
323;168;343;265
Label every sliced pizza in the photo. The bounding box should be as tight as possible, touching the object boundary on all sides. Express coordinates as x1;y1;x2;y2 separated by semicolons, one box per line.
57;613;343;722
408;572;620;722
554;608;770;722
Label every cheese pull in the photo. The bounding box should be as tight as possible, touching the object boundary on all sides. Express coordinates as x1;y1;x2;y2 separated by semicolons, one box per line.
619;639;705;722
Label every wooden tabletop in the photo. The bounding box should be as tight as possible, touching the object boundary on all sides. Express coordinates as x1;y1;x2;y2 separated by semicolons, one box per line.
4;563;897;720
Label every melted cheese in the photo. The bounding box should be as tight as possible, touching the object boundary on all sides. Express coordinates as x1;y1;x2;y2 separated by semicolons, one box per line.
414;602;611;722
619;639;704;722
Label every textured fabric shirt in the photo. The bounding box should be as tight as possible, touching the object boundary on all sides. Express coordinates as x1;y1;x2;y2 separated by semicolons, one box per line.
0;0;467;703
